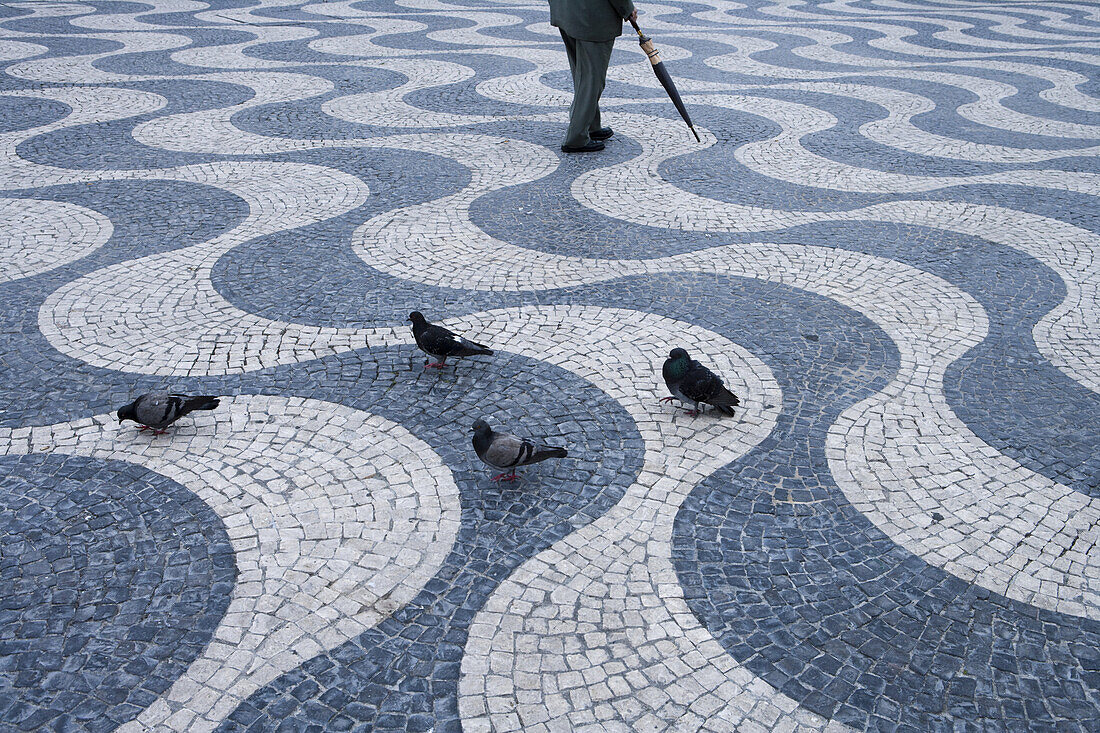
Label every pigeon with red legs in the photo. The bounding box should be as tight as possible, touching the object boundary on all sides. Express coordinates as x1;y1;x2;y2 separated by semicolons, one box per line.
661;348;739;417
117;391;220;435
472;418;568;482
409;311;493;369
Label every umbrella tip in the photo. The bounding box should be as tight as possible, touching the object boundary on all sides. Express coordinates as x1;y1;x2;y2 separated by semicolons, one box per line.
691;126;701;143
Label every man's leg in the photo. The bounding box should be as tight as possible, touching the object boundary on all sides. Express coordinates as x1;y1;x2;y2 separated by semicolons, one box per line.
560;29;578;85
560;30;581;147
589;105;603;136
585;42;612;137
562;37;614;149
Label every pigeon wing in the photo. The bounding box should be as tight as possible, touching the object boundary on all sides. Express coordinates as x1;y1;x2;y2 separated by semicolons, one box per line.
453;335;493;357
133;392;176;428
683;361;739;415
419;324;463;357
679;363;722;404
171;394;221;417
482;432;531;469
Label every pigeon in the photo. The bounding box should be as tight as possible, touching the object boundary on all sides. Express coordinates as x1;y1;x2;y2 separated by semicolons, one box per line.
661;348;740;417
117;391;220;435
471;418;568;482
409;311;493;368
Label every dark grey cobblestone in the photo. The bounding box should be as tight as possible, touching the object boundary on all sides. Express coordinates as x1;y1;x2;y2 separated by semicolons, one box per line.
0;454;235;732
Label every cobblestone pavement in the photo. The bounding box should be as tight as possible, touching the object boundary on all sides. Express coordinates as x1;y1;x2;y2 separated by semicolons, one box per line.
2;0;1099;730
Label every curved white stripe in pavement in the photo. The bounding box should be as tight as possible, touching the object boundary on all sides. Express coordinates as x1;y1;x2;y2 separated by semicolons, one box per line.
961;10;1100;42
845;1;1099;36
829;368;1100;621
854;14;1100;57
705;20;1100;79
570;113;1100;394
38;161;376;376
0;82;337;179
704;34;839;81
4;32;193;83
455;306;807;732
702;93;1100;192
0;199;114;283
473;47;576;111
300;0;397;20
928;20;1096;52
883;68;1100;140
322;58;492;128
36;135;556;375
308;18;433;57
0;87;169;188
424;10;537;47
170;25;321;70
844;82;1100;164
0;40;48;62
698;62;1100;153
968;60;1100;115
758;80;1100;164
905;201;1100;400
129;71;335;153
69;0;210;30
0;86;167;132
192;0;308;27
1;1;93;18
121;54;562;142
0;395;461;733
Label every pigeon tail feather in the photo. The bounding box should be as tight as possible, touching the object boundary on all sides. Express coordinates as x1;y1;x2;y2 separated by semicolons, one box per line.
532;446;568;462
456;341;493;357
709;388;739;416
181;395;220;414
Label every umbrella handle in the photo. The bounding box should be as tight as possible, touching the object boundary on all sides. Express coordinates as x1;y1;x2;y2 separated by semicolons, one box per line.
629;18;663;65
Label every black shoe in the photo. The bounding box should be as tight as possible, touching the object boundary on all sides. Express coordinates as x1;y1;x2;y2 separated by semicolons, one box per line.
561;140;605;153
590;127;613;140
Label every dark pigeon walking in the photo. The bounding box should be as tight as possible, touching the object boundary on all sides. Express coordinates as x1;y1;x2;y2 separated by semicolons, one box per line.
117;391;220;435
471;418;568;482
661;348;739;417
409;311;493;368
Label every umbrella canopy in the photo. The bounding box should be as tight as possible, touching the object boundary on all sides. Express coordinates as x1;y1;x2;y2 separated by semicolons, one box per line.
629;17;701;142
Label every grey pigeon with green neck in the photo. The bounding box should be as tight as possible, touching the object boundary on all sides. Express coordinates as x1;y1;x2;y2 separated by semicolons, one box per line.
661;348;740;417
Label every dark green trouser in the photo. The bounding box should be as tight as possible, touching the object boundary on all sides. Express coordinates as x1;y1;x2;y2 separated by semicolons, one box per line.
560;30;615;148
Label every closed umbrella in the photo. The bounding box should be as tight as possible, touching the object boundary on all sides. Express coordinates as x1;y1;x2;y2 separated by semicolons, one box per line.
629;17;701;142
